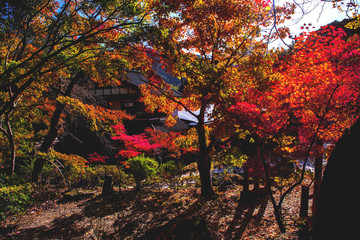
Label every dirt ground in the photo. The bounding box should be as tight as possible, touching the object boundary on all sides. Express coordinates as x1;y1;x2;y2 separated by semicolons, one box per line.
1;184;310;239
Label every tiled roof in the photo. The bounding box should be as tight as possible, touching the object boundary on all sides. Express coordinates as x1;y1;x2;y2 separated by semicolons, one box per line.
127;70;183;97
126;71;147;87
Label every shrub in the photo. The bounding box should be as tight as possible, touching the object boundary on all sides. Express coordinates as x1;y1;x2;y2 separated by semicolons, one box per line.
159;160;184;189
82;165;130;188
35;150;88;187
0;173;26;187
127;155;158;190
0;183;33;220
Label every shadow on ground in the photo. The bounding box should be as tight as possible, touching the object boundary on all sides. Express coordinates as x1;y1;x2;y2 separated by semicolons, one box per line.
2;189;269;239
5;213;88;239
224;195;268;239
106;190;269;239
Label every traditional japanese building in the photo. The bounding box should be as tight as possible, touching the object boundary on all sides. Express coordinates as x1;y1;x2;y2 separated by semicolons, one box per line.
89;70;189;134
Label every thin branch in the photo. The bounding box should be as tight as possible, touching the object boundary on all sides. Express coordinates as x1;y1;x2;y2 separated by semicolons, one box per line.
134;72;199;119
45;158;68;188
0;4;147;90
278;81;340;206
223;27;259;68
257;139;279;212
272;0;293;49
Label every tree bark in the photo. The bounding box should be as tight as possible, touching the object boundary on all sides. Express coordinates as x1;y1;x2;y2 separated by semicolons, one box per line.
300;185;309;219
311;155;323;216
0;86;19;174
0;114;15;174
240;163;250;200
32;72;83;183
258;141;286;233
102;175;114;195
274;205;286;233
197;154;214;198
313;117;360;239
195;114;215;199
7;117;15;174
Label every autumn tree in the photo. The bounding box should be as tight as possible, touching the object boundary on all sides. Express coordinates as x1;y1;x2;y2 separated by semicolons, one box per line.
138;0;294;198
111;124;162;159
30;43;140;182
276;25;360;215
0;0;152;177
228;26;360;232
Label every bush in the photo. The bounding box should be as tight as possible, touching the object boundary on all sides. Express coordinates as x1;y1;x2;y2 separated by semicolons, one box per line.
159;160;184;189
0;173;26;187
81;165;130;188
127;155;158;190
0;183;33;220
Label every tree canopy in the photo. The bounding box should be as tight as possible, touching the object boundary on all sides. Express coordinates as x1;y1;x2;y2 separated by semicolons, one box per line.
1;0;360;237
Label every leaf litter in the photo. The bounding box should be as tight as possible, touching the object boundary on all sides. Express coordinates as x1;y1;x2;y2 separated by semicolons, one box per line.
1;183;308;239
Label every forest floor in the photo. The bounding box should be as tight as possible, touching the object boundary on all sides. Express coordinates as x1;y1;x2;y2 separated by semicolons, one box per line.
1;183;311;239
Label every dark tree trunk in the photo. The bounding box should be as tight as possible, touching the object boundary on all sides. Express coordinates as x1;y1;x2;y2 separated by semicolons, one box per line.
32;72;83;183
0;86;19;174
31;99;68;183
300;185;309;219
195;117;215;199
313;117;360;239
258;141;286;233
8;123;15;174
311;155;323;216
102;175;114;195
1;115;16;174
274;205;286;233
240;164;250;200
197;154;214;198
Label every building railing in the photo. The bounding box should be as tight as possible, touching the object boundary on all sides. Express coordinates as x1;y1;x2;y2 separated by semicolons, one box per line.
88;86;137;96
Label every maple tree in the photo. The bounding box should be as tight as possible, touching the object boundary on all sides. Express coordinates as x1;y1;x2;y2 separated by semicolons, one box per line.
138;0;294;198
227;25;360;232
1;0;359;236
87;152;108;165
110;124;192;164
144;127;185;157
111;124;162;159
0;0;152;177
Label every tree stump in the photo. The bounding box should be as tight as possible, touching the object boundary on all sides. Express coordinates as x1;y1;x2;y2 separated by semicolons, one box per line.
102;175;114;195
